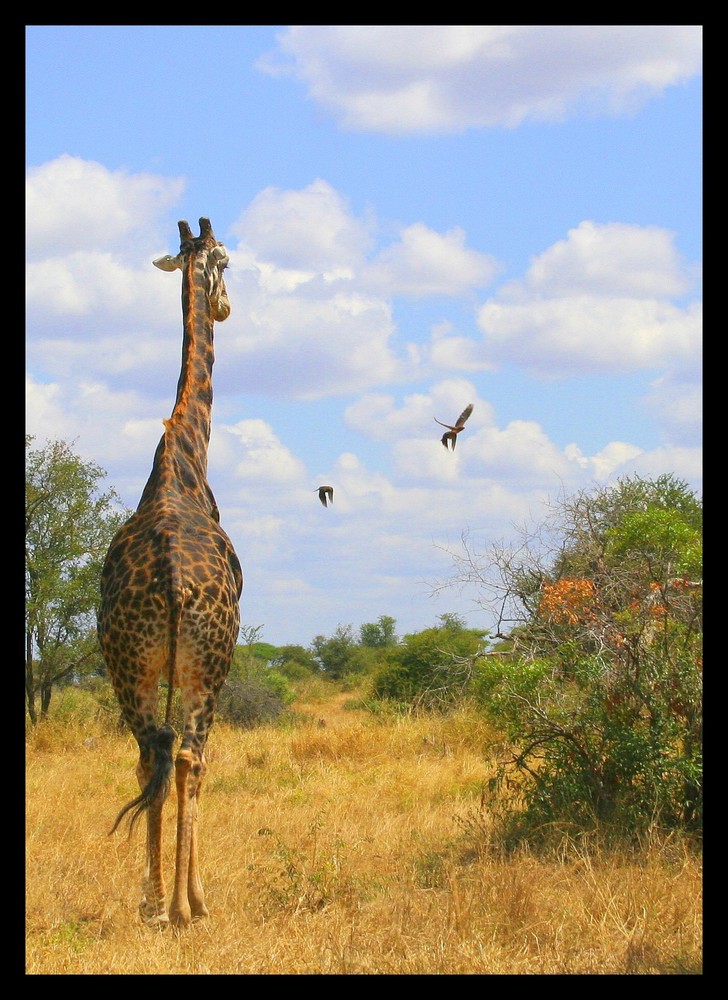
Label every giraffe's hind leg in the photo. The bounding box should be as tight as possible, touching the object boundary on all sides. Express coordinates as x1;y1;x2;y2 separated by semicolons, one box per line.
124;723;175;927
186;754;209;919
139;794;169;926
169;745;205;927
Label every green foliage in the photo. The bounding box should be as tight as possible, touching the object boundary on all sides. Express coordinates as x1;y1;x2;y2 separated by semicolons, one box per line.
371;625;489;710
437;612;468;630
37;683;104;726
311;624;370;679
218;643;295;728
359;615;398;648
25;436;130;723
249;641;280;663
552;472;702;584
271;645;320;679
605;507;702;580
475;647;702;846
468;474;702;846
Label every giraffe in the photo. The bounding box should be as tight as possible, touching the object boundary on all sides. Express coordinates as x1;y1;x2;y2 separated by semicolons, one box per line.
97;218;243;928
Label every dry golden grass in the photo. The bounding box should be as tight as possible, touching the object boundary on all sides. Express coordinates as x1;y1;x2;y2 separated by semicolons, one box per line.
25;686;702;974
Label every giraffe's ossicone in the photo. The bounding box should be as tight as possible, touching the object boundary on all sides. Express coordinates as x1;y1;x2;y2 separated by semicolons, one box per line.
97;218;242;928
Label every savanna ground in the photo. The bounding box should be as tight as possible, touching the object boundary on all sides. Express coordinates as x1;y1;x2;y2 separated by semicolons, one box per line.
25;680;702;975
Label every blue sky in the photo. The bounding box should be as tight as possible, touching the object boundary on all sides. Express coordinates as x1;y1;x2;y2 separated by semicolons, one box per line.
26;25;702;648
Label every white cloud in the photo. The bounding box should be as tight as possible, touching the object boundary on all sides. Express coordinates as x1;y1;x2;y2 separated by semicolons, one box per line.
25;376;76;445
565;441;644;480
26;251;179;327
26;373;168;503
219;419;308;485
345;380;491;443
229;178;372;271
363;223;499;297
475;222;701;377
464;420;573;482
479;296;700;375
26;155;184;257
222;283;403;398
257;26;702;134
619;445;702;486
428;328;496;372
526;221;693;298
25;158;702;644
347;384;580;490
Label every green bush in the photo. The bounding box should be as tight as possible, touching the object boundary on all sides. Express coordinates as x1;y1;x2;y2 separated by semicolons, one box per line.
372;625;488;710
473;645;702;847
216;675;288;728
270;644;320;679
436;474;702;847
310;625;370;679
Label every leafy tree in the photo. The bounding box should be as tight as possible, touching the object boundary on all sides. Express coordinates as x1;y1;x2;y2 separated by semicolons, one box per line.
436;612;467;631
359;615;398;648
310;624;368;679
25;436;129;723
249;642;280;664
440;474;702;843
372;623;489;710
270;644;320;680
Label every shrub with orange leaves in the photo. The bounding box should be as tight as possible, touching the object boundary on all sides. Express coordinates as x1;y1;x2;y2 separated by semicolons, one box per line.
538;577;597;625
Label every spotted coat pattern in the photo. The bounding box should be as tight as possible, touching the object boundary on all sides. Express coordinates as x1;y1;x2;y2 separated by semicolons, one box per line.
97;218;242;928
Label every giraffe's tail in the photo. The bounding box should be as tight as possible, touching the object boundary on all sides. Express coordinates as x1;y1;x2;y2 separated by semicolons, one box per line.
108;724;177;836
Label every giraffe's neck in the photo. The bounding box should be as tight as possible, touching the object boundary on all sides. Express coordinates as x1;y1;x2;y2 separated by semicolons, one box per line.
169;253;216;450
138;253;219;512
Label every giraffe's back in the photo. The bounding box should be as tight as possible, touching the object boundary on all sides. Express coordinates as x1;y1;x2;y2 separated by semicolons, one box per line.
97;499;242;710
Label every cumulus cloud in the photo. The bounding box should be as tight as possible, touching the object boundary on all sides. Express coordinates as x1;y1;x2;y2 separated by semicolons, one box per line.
218;419;308;485
26;251;180;329
26;373;168;503
347;382;571;488
363;223;499;297
619;445;702;486
473;221;701;377
565;441;645;480
463;420;573;481
26;376;78;446
257;26;702;134
221;282;403;398
525;221;693;298
26;155;184;257
221;181;496;396
229;178;372;272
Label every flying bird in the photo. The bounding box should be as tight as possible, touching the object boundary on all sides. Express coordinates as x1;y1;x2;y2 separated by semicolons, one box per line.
316;486;334;507
434;403;474;450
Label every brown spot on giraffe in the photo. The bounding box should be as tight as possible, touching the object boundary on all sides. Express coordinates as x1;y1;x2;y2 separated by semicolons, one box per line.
97;218;242;928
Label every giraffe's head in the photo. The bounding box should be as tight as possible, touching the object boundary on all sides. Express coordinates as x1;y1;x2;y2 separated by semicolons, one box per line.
153;217;231;322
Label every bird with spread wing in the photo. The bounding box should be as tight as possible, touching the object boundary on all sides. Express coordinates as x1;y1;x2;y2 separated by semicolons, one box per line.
316;486;334;507
434;403;474;450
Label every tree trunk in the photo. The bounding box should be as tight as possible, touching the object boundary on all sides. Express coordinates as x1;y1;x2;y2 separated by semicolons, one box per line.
40;680;53;718
25;630;37;726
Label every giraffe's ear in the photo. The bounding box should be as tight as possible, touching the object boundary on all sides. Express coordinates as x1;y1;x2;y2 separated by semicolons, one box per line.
153;254;183;272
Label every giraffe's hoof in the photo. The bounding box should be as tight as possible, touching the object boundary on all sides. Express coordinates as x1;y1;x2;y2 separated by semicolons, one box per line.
169;905;193;928
139;901;170;928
